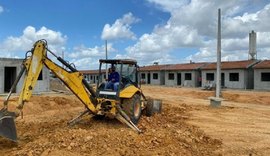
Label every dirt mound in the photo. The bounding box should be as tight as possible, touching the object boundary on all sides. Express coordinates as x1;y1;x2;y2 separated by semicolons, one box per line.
6;95;82;115
0;96;221;156
142;85;270;106
223;91;270;105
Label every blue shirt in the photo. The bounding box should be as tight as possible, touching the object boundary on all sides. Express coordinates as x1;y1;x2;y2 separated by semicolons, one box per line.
108;71;119;83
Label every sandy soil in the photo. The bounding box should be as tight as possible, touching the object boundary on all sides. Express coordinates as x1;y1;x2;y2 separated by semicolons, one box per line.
0;84;270;155
142;86;270;156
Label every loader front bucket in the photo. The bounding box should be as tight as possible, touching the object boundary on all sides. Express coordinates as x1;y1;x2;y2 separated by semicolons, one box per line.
0;109;17;142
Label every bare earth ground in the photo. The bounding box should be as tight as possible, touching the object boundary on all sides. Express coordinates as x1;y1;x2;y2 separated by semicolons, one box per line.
0;83;270;155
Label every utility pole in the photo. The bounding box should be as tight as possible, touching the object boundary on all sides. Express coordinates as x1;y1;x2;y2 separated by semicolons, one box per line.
216;8;221;98
209;8;222;107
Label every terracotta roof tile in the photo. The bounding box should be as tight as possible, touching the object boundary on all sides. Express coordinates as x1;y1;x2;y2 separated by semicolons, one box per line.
80;69;105;74
164;63;208;71
201;60;258;70
253;60;270;69
139;64;170;71
79;60;267;74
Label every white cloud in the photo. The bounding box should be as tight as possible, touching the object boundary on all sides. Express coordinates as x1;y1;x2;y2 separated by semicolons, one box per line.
0;25;117;69
101;12;140;40
0;26;67;57
126;24;203;55
68;43;116;69
146;0;188;12
224;4;270;38
187;31;270;63
125;0;270;65
0;5;3;14
68;43;115;59
187;2;270;62
70;57;100;70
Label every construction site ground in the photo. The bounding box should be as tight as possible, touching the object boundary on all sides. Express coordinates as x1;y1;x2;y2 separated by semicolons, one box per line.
1;83;270;156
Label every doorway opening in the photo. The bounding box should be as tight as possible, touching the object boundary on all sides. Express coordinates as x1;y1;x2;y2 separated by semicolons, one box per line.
177;73;181;85
4;67;17;93
147;73;151;84
221;73;225;87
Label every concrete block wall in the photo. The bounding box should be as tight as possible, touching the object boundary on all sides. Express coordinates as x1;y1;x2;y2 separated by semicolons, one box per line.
254;69;270;90
223;70;245;89
202;69;246;89
33;67;50;93
202;70;215;87
0;58;50;94
150;71;162;85
164;71;199;87
139;71;163;85
140;72;149;84
0;58;22;93
84;73;104;84
164;71;177;86
182;71;196;87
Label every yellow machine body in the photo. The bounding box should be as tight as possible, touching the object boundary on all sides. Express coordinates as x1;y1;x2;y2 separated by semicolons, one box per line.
0;40;148;141
120;85;140;98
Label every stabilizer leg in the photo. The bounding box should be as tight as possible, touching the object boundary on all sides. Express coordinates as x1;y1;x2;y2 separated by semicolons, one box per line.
115;105;142;133
67;109;91;126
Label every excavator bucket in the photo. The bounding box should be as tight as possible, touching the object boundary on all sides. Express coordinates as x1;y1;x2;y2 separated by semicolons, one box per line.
0;109;17;142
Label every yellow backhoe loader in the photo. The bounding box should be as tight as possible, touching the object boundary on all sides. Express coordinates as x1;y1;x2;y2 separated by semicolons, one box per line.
0;40;162;142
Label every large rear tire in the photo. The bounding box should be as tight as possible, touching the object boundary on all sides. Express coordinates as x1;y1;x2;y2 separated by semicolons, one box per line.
122;94;142;124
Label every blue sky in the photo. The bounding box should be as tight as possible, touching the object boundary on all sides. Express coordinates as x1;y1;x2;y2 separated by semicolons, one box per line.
0;0;270;69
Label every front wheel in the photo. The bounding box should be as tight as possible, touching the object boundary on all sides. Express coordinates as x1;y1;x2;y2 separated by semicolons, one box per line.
145;98;162;117
122;94;142;124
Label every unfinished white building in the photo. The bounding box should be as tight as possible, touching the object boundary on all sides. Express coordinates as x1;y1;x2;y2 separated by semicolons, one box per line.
253;60;270;90
164;63;207;87
201;60;259;89
0;58;50;94
79;59;270;91
139;65;169;85
80;69;106;84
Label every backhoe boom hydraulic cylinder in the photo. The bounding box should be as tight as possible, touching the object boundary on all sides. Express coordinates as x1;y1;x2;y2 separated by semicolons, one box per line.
47;48;97;98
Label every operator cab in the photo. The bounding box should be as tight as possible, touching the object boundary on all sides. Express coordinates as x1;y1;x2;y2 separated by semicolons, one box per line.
96;59;139;99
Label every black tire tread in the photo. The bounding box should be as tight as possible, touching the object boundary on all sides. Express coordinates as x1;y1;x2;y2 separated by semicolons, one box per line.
122;94;141;124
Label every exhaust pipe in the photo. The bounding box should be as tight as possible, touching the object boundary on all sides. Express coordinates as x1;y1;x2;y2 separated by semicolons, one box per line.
0;109;17;142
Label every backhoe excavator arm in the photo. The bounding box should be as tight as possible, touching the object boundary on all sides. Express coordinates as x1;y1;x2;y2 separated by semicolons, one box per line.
0;40;100;141
17;40;97;114
0;40;143;142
